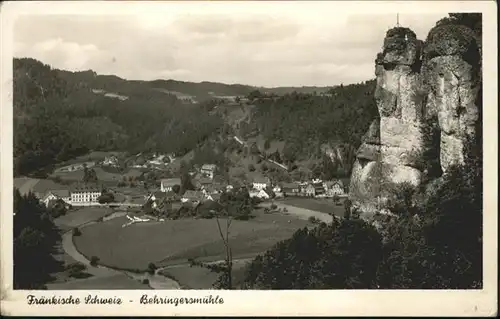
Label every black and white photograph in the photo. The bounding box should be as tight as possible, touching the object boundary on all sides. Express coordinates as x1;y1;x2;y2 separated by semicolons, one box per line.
0;0;497;316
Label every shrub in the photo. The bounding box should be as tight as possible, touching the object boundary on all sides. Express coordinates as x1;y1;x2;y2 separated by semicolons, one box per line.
270;204;278;210
72;228;81;236
142;279;150;285
308;216;319;224
147;262;157;275
90;256;99;267
66;262;87;278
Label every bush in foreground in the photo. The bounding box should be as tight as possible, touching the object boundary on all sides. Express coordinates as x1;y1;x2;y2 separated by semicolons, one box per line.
90;256;99;267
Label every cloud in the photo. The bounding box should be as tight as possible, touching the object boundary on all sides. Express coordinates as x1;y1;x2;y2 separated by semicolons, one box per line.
12;11;446;87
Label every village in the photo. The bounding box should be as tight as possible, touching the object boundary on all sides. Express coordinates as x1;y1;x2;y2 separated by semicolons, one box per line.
15;150;347;218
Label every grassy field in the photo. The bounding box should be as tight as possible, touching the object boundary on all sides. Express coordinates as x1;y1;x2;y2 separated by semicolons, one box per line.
46;273;149;290
54;207;114;231
160;259;250;289
58;151;126;166
51;167;123;184
73;211;309;271
279;197;346;217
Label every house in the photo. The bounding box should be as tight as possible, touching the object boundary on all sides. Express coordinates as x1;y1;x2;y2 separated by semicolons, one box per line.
195;177;213;190
201;184;221;196
70;185;102;205
313;182;325;197
272;184;282;193
249;189;271;200
103;155;118;166
200;164;217;179
41;189;71;207
298;182;309;195
252;176;270;191
204;192;221;202
160;178;181;192
281;182;300;196
305;184;316;197
145;191;176;209
324;180;345;197
181;190;205;204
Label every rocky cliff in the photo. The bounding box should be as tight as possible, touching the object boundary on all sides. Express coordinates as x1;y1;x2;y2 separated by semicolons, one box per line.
349;20;481;217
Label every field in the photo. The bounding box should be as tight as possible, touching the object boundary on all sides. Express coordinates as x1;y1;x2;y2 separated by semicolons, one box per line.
54;207;114;231
160;259;250;289
73;210;310;271
51;167;123;184
46;273;149;290
57;151;126;167
279;197;346;217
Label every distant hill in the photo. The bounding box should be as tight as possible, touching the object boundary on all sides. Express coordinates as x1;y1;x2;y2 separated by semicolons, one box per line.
13;57;372;179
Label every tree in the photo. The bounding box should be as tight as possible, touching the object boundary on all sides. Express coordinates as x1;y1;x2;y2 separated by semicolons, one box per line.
90;256;100;267
242;219;383;289
14;189;64;289
180;171;195;195
189;208;234;289
172;184;181;194
264;139;271;150
343;198;352;219
148;262;157;275
98;191;115;204
333;194;340;205
83;167;98;184
48;198;67;218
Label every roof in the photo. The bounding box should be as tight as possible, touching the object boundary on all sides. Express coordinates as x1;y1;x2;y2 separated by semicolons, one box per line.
198;177;213;185
46;189;70;198
325;180;344;188
182;190;205;201
252;176;269;184
201;164;217;170
70;184;102;192
161;178;181;187
282;182;300;189
207;193;221;201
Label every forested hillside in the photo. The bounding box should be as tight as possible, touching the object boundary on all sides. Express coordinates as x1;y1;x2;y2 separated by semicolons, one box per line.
241;81;378;177
14;57;373;179
13;58;223;176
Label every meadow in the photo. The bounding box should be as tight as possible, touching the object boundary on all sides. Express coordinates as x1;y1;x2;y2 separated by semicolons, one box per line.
279;197;346;217
51;167;124;184
159;259;250;289
73;211;310;271
54;207;114;231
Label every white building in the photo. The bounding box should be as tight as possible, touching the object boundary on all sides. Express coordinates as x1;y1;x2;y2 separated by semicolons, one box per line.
200;164;217;179
324;180;345;197
249;189;270;200
70;185;102;205
252;176;270;191
160;178;181;192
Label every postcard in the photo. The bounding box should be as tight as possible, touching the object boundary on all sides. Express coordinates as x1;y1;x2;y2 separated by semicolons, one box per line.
1;0;497;316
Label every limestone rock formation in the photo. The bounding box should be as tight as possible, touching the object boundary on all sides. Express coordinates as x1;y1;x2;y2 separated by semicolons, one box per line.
349;27;429;214
423;24;481;172
349;21;481;218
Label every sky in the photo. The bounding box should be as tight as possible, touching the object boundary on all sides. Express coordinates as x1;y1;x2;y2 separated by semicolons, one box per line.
12;2;447;87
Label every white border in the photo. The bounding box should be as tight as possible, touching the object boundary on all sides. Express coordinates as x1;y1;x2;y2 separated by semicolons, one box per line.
1;1;497;316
